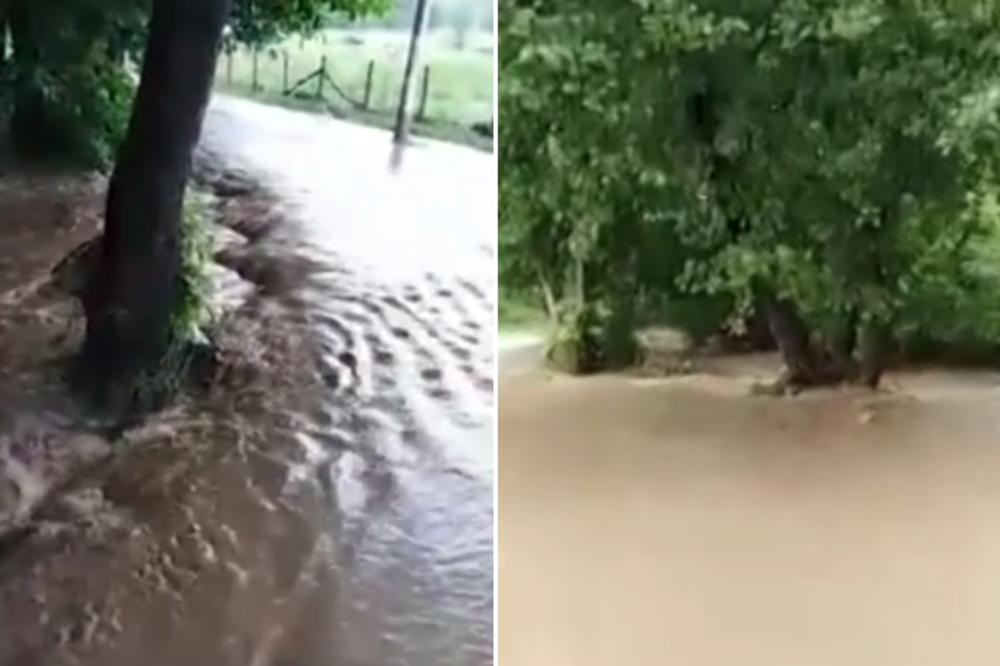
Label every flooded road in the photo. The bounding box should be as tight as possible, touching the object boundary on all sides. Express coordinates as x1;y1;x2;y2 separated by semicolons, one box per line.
0;96;495;665
501;357;1000;666
199;97;496;666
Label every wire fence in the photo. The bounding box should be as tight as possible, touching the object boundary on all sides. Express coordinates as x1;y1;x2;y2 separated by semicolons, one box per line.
216;42;492;147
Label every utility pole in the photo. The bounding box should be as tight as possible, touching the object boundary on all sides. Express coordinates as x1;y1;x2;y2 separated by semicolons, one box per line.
392;0;430;153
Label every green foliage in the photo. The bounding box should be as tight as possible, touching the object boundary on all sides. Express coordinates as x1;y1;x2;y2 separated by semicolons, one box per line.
175;190;216;345
0;0;392;165
649;294;733;345
498;288;547;331
500;1;654;368
21;45;133;166
501;0;1000;373
1;0;139;166
131;189;216;411
215;28;492;148
545;290;639;373
545;301;600;374
228;0;394;45
893;192;1000;362
131;332;197;412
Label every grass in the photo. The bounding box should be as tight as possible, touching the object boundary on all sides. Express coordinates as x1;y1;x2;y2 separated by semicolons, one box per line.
132;189;216;412
499;290;548;334
215;28;493;149
174;189;215;344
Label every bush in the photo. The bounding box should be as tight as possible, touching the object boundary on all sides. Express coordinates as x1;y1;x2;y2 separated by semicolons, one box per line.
174;189;216;345
651;295;734;345
545;294;638;373
132;189;217;411
892;207;1000;364
500;1;1000;383
10;44;134;167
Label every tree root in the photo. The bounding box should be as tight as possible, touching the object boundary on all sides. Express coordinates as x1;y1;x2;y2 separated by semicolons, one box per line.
750;364;882;397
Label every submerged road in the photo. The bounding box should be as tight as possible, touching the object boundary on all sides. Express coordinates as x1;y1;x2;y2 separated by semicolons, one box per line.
199;96;497;665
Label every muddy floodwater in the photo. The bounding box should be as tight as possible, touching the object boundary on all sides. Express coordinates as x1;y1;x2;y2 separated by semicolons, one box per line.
501;355;1000;666
0;96;494;665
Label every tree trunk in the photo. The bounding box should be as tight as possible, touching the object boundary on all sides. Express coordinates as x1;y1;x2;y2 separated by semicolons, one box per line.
827;308;859;381
854;207;893;389
858;320;887;389
745;302;775;350
537;269;558;323
765;296;820;386
82;0;230;399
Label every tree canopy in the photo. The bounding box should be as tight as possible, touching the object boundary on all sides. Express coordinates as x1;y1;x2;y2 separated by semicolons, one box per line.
501;0;1000;386
0;0;390;164
0;0;390;407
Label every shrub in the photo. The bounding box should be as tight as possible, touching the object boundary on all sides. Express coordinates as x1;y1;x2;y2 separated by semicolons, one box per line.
174;189;216;345
10;44;134;167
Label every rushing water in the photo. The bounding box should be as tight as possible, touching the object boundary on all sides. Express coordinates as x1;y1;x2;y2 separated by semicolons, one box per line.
201;97;495;665
500;355;1000;666
0;97;495;665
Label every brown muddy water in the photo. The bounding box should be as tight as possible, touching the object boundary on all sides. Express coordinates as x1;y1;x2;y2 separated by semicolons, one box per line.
501;355;1000;666
0;96;494;665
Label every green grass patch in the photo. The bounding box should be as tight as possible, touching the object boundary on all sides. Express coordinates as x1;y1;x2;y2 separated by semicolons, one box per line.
215;28;493;149
499;290;547;333
131;188;216;411
174;189;215;344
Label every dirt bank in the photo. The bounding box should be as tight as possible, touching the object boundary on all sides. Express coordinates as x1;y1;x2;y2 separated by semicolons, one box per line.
500;357;1000;666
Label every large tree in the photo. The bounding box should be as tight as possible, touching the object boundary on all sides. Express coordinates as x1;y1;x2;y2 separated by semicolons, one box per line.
80;0;233;400
501;0;1000;388
0;0;389;163
0;0;389;404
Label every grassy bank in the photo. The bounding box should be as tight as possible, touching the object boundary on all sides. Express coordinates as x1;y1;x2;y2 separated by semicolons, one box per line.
499;291;547;334
215;28;493;149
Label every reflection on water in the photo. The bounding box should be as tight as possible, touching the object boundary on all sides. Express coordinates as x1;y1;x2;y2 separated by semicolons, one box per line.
0;96;495;665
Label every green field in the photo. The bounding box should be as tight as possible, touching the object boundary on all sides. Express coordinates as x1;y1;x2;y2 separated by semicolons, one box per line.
215;28;493;147
499;290;548;333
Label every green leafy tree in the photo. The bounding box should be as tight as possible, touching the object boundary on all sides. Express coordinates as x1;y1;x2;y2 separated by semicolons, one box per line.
0;0;389;407
501;0;1000;387
500;3;652;370
0;0;389;164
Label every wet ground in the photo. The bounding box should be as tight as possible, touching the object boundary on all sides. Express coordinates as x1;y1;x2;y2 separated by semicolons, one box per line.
0;96;495;665
500;353;1000;666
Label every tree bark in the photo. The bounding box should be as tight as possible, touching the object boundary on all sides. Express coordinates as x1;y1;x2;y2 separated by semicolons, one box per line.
854;207;893;389
764;296;821;386
858;320;887;389
82;0;231;398
536;269;558;323
745;302;775;350
827;308;859;381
